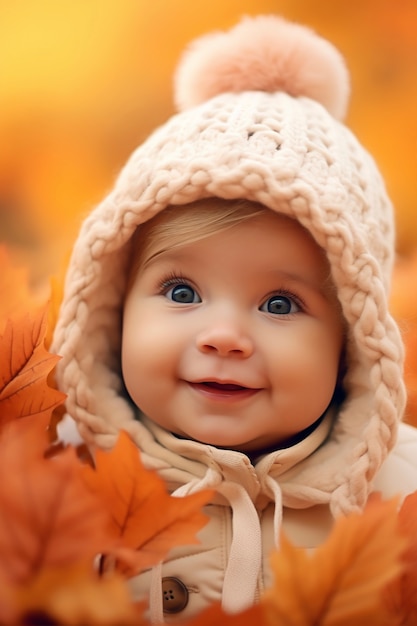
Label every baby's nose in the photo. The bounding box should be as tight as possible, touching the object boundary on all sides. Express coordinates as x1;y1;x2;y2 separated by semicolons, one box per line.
196;322;254;358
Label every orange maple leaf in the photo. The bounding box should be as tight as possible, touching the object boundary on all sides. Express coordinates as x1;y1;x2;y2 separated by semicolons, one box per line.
82;430;213;574
383;490;417;625
0;434;114;586
262;497;405;626
0;411;51;461
7;565;145;626
0;304;66;428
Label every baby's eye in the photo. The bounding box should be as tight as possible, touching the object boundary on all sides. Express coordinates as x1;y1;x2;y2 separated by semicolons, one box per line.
165;283;201;304
260;294;300;315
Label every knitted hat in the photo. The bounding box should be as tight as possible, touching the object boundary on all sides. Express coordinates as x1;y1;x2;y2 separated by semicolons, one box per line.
51;15;405;516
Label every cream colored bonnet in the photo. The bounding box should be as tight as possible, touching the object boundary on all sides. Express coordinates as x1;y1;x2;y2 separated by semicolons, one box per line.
51;15;405;515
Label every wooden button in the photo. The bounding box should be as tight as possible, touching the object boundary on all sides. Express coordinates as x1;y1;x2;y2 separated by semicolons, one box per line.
162;576;189;614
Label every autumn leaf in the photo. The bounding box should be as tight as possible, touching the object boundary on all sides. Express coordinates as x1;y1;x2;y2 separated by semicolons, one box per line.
0;435;114;586
262;497;405;626
7;565;145;626
82;430;213;574
383;490;417;625
0;410;51;461
0;303;66;427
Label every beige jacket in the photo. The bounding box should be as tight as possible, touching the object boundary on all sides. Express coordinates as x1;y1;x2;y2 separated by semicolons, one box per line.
127;415;417;623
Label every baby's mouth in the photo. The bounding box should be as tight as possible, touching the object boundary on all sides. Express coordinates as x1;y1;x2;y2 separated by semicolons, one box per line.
201;382;247;392
188;381;260;400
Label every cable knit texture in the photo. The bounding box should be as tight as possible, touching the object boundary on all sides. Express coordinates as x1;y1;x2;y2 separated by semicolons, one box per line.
52;14;405;550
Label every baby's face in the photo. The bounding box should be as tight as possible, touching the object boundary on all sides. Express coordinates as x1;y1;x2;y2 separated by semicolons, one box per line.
122;208;344;455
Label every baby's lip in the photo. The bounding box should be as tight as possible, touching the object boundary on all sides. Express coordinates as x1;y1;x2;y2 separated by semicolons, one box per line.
187;380;262;399
190;379;260;391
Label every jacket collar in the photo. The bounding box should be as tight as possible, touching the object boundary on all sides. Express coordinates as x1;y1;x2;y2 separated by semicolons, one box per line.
132;407;334;500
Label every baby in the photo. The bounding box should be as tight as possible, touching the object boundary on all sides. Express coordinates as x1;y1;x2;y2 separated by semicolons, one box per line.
123;199;344;458
51;15;417;622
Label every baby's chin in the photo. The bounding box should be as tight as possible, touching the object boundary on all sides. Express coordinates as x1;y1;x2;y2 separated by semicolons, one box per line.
169;426;255;452
171;427;282;457
147;412;298;456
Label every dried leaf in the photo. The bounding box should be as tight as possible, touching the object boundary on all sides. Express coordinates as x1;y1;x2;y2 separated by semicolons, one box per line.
383;490;417;625
11;565;145;626
0;304;66;426
0;435;113;585
0;411;50;461
263;497;405;626
82;431;213;573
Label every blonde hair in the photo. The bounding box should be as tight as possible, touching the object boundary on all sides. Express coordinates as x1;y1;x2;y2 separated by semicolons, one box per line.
127;198;270;288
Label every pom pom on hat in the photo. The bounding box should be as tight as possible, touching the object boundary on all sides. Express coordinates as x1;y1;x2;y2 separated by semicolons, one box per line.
174;15;350;120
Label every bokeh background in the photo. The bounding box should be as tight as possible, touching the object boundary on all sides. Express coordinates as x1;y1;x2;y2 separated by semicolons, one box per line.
1;0;417;416
1;0;416;279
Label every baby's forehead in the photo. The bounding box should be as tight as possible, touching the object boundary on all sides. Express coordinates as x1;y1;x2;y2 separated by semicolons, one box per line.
127;198;330;293
137;200;323;265
134;198;298;251
126;204;342;321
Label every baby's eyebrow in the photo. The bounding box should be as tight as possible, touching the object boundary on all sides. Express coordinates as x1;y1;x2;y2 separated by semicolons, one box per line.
264;268;335;300
141;247;193;270
140;247;337;303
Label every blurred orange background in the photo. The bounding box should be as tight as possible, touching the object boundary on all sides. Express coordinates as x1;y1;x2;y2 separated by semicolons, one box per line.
1;0;416;280
1;1;416;418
